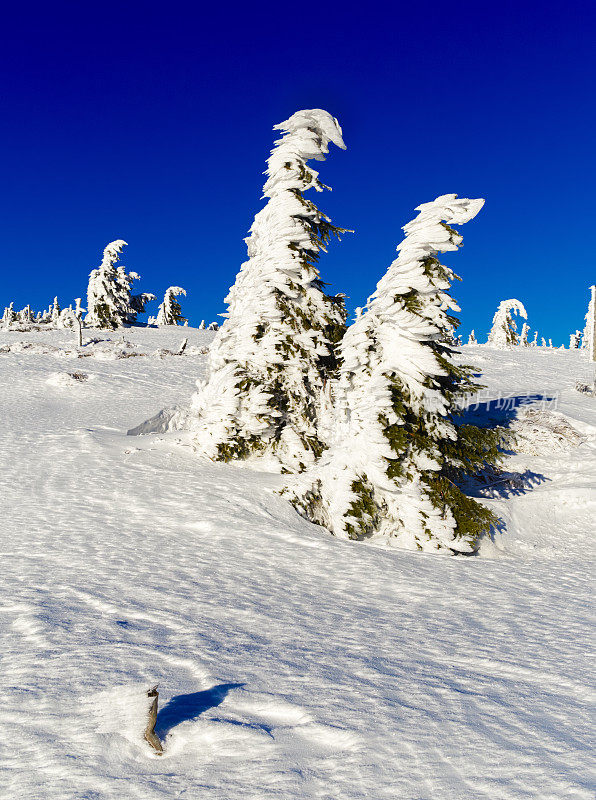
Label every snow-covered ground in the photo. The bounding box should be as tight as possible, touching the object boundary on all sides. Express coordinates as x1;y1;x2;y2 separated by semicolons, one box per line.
1;327;594;800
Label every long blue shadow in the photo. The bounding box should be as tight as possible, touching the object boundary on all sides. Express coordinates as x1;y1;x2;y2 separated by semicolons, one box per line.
155;683;245;737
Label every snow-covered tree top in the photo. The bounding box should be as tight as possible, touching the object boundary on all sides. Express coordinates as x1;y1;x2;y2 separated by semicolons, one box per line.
493;298;527;319
369;194;484;317
101;240;128;268
264;109;345;198
165;286;186;297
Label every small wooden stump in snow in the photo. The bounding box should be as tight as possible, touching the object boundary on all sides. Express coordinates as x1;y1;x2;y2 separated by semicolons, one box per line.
144;686;163;754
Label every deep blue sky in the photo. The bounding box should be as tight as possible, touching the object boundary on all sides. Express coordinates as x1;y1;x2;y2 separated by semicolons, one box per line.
1;0;594;343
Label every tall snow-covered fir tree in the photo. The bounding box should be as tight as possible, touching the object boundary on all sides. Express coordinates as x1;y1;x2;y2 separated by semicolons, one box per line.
286;194;503;554
156;287;187;326
487;298;527;348
583;285;595;360
86;240;154;329
186;109;348;471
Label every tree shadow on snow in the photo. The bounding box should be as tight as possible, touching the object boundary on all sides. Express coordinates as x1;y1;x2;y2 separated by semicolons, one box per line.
453;394;553;498
156;683;245;737
454;393;556;431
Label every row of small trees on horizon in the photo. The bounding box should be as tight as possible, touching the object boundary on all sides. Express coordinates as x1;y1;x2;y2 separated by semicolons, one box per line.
1;245;220;332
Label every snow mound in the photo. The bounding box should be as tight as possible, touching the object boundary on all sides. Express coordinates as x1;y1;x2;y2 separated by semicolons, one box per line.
511;408;585;454
46;371;92;387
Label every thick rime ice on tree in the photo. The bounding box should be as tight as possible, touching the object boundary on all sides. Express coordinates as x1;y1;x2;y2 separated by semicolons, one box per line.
186;109;348;471
156;287;187;326
286;194;497;554
487;299;527;348
85;240;154;330
467;330;477;345
519;323;530;347
582;286;595;360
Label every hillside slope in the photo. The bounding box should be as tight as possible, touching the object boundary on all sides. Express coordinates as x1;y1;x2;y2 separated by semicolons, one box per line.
1;327;594;800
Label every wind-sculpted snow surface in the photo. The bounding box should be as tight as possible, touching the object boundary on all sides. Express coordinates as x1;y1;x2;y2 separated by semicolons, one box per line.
0;327;594;799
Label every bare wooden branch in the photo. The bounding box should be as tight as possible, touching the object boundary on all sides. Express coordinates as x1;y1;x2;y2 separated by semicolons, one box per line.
144;686;163;754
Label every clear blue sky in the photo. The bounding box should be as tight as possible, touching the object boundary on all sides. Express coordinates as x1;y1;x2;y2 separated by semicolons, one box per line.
1;0;594;343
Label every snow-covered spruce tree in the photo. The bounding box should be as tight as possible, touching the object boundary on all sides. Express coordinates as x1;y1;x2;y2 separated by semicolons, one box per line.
286;194;503;554
86;240;154;329
2;302;16;327
519;322;530;347
487;298;527;348
50;297;61;326
18;305;33;324
467;329;477;345
86;240;129;329
156;287;187;326
583;285;595;360
208;321;219;331
187;109;348;471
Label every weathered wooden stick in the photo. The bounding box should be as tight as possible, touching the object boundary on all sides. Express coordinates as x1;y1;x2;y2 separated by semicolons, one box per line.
144;685;163;754
178;337;188;355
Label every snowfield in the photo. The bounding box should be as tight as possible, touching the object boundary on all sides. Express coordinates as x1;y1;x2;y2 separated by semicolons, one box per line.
1;326;594;800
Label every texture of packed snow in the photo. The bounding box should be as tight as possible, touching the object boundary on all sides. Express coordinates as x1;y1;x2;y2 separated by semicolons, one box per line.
1;326;594;799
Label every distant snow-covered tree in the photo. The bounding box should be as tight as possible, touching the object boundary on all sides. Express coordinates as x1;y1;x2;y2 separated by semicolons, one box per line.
17;305;33;324
467;330;477;345
569;330;582;349
186;109;348;472
519;322;530;347
86;240;129;329
583;285;595;361
287;194;502;554
487;299;527;348
51;297;61;326
198;320;205;330
86;240;154;329
156;287;187;326
2;302;16;328
74;298;85;320
207;321;219;330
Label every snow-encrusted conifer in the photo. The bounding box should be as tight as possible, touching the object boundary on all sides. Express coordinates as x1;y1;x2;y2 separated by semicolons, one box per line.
487;299;527;348
519;322;530;347
583;285;595;361
18;305;33;324
569;331;582;349
198;320;205;330
467;330;477;345
51;297;61;326
86;240;129;329
86;241;153;329
186;109;348;471
208;321;219;331
156;287;187;326
287;194;502;553
2;302;16;328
